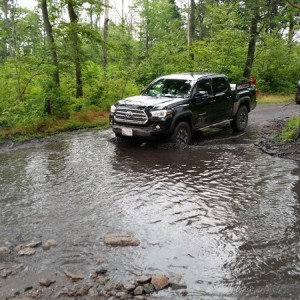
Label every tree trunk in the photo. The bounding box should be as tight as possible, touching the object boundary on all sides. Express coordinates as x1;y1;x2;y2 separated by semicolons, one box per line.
103;0;109;69
121;0;124;26
41;0;61;114
188;0;196;60
197;0;205;41
2;0;9;60
243;5;259;79
145;0;150;53
41;0;60;87
288;16;294;44
10;1;17;57
67;0;83;98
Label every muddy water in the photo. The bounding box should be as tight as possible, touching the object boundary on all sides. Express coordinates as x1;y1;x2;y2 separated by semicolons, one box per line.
0;129;300;299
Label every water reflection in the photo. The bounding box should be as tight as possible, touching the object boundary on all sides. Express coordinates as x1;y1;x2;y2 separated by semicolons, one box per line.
0;131;299;298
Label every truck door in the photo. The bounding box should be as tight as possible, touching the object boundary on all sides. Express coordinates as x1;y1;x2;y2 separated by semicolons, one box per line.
191;78;214;128
211;76;233;122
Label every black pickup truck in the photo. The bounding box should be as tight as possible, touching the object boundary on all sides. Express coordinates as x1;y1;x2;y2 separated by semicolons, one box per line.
110;73;257;144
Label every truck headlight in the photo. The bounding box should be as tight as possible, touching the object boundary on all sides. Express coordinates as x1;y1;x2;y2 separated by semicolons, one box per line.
110;105;116;113
150;110;172;118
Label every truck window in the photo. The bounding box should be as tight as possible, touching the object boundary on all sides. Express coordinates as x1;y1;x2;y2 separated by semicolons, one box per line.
196;79;212;95
144;79;191;98
212;77;228;94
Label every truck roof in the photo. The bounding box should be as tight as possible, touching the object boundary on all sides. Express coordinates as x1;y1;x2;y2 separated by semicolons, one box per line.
158;73;222;81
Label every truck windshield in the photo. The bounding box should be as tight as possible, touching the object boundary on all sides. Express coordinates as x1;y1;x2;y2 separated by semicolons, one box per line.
144;79;192;99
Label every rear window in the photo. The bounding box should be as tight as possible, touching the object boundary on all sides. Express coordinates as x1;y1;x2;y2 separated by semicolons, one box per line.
212;77;228;94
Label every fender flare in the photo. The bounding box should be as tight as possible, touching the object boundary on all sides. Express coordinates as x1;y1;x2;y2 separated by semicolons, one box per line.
233;96;250;116
170;111;193;133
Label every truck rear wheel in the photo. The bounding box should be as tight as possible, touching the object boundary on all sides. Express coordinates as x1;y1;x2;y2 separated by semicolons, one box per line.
231;105;248;132
170;122;191;145
230;105;248;132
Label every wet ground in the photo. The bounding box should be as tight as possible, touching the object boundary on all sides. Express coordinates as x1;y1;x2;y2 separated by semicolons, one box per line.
0;104;299;299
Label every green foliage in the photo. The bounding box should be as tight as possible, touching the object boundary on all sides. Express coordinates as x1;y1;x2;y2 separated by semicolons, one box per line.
254;35;300;93
280;117;300;141
1;0;300;140
191;30;247;80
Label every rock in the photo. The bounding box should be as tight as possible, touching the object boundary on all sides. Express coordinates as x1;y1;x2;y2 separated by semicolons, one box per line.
57;287;76;297
26;241;42;248
0;247;10;255
177;289;188;296
39;277;56;287
143;283;155;294
96;268;108;275
88;286;99;298
104;233;140;247
134;296;145;300
18;247;36;256
12;290;21;297
76;286;89;296
133;285;144;295
169;274;187;290
123;283;136;291
42;239;58;250
24;286;33;292
151;274;169;291
107;288;116;297
25;288;41;298
136;275;151;284
14;244;23;252
90;271;98;279
95;274;110;285
94;257;106;265
63;270;84;282
14;263;23;270
0;268;12;278
116;291;128;299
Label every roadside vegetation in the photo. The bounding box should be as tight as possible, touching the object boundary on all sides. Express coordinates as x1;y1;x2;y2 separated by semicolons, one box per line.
0;0;299;144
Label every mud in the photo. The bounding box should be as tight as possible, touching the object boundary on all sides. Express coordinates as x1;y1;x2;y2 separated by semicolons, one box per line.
256;117;300;165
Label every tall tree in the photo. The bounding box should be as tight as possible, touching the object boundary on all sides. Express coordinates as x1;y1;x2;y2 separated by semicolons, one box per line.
1;0;10;60
103;0;109;69
243;2;260;79
66;0;83;98
188;0;196;60
41;0;60;114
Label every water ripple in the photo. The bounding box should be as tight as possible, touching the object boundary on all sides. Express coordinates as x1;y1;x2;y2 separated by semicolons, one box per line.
0;133;299;298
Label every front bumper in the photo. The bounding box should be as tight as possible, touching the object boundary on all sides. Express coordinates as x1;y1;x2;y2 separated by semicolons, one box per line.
111;124;169;140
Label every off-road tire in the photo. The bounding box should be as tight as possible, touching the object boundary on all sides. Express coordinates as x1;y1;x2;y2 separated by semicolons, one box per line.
230;106;248;132
170;122;191;145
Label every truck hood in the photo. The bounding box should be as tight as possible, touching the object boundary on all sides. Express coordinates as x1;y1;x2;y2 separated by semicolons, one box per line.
116;95;187;110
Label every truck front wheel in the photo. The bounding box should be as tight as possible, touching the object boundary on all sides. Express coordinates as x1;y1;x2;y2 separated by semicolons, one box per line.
170;122;191;145
231;106;248;132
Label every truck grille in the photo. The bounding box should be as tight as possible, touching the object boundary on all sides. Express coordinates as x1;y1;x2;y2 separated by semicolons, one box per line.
114;107;148;125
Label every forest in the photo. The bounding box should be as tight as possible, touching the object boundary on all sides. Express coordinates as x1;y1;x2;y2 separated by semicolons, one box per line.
0;0;300;140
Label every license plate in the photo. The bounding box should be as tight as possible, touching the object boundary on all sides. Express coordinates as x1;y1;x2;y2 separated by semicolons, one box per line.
122;128;133;136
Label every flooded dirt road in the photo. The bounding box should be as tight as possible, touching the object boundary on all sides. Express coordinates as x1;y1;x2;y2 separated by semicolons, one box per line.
0;104;299;299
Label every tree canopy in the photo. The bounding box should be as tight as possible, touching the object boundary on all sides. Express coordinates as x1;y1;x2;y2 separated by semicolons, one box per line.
0;0;299;130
